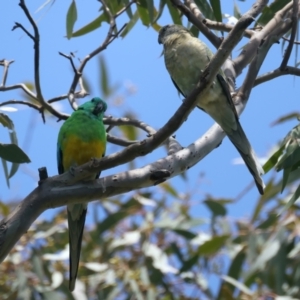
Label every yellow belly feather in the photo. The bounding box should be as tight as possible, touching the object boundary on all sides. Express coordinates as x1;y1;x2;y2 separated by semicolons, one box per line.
62;135;105;171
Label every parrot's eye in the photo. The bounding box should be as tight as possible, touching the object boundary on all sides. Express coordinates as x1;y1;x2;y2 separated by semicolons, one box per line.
91;99;95;103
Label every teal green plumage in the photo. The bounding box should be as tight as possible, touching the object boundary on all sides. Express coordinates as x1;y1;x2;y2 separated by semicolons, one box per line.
57;97;107;291
158;24;264;194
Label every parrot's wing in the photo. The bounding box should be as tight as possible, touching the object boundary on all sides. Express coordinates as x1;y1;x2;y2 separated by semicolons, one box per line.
216;73;239;120
68;205;87;291
172;77;207;113
57;144;64;175
94;152;105;179
171;77;186;97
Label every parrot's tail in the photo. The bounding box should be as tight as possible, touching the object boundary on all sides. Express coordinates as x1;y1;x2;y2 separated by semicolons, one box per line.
67;205;87;291
227;122;265;195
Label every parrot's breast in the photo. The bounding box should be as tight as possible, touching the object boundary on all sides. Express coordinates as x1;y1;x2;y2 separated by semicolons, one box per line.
62;135;105;171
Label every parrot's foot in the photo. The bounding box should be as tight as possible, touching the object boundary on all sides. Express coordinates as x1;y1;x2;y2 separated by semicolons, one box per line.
69;166;76;176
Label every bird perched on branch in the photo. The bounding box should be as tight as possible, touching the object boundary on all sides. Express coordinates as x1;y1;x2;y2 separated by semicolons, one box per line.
57;97;107;291
158;24;264;194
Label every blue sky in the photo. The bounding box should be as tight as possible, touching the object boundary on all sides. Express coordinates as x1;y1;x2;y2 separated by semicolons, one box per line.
1;0;299;224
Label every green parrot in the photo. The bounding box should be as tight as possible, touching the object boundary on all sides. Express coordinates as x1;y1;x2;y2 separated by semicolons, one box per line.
57;97;107;291
158;24;264;194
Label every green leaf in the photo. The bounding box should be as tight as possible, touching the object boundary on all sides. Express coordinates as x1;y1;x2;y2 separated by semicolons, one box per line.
66;0;77;39
153;0;166;24
247;239;280;276
97;198;142;234
256;213;278;230
256;0;291;26
263;144;285;173
170;242;184;263
9;162;20;179
180;254;199;272
0;143;31;163
172;229;197;240
283;184;300;211
121;10;139;38
227;247;246;281
1;158;9;188
198;235;229;255
0;201;10;216
203;199;227;216
0;113;25;178
0;112;14;129
221;275;253;296
276;144;300;171
209;0;222;23
72;13;109;37
122;0;133;19
233;1;242;19
146;0;154;23
194;0;215;20
159;182;178;197
271;112;300;126
281;166;292;192
119;125;138;141
106;0;123;15
166;1;182;25
190;25;200;38
137;0;151;26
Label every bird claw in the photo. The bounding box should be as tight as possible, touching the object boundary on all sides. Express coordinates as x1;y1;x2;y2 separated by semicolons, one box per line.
69;166;76;176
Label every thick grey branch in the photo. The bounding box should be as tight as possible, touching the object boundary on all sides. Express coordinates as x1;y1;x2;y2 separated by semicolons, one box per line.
233;1;293;76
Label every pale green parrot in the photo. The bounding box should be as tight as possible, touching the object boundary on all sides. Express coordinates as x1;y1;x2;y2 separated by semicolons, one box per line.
158;24;264;194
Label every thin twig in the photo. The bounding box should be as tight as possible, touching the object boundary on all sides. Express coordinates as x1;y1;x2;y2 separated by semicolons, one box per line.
0;83;36;99
0;100;45;123
0;100;41;111
114;0;136;18
12;22;34;40
254;66;300;87
58;52;77;73
48;94;69;104
282;35;300;44
204;19;254;38
280;0;298;70
0;60;14;87
19;0;43;101
104;116;157;135
77;77;89;98
66;0;126;110
11;0;67;120
171;0;221;49
107;134;138;146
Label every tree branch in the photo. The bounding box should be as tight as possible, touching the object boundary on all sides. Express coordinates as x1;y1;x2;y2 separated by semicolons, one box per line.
66;0;127;110
280;0;299;70
0;60;14;87
0;0;264;260
254;66;300;86
238;18;293;101
171;0;221;48
233;1;293;77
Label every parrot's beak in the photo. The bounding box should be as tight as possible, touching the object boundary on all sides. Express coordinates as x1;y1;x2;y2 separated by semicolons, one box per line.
158;33;162;44
93;102;105;116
